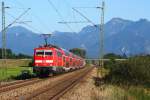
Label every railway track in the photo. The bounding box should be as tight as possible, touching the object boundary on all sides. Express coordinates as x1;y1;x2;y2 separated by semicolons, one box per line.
23;67;93;100
0;73;67;94
0;78;42;94
0;66;93;100
0;70;77;94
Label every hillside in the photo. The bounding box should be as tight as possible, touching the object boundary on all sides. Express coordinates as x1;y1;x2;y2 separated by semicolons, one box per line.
1;18;150;58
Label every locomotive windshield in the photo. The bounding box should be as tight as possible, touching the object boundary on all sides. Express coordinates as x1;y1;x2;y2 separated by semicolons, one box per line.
36;50;52;56
45;50;52;56
36;50;44;56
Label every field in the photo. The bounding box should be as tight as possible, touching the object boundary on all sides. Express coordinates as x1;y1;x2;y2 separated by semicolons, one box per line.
60;68;150;100
0;59;32;67
60;55;150;100
0;59;32;81
0;57;149;100
100;56;150;100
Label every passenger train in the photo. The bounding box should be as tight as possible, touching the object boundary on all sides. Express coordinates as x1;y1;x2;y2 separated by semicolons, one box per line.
33;44;85;76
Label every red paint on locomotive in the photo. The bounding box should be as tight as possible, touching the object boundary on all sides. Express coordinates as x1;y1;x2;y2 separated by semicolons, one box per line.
33;44;85;76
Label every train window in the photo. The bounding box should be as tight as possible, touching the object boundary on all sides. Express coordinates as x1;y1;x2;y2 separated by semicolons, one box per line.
45;51;52;56
36;50;44;56
64;51;70;56
63;57;65;62
57;51;62;57
70;58;72;62
45;50;52;56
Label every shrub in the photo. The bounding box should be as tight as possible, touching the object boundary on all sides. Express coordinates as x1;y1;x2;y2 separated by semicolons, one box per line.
104;56;150;85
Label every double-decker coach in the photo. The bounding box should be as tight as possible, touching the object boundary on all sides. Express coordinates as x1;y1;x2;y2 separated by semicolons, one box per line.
33;44;85;76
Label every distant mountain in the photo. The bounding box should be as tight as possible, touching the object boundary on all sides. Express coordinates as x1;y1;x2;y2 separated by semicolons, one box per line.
78;18;150;57
49;31;81;49
1;18;150;58
105;18;150;55
0;26;43;55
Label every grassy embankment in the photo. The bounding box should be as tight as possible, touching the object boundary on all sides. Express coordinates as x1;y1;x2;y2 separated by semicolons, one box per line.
0;59;32;81
94;56;150;100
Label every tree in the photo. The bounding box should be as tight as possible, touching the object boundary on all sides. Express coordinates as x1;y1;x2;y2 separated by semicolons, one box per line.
69;48;86;58
0;48;32;59
104;53;123;59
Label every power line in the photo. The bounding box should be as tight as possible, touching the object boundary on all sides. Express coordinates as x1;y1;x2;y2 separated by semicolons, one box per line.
8;0;50;34
5;8;30;29
58;21;89;24
73;7;98;8
72;8;97;27
10;0;25;8
22;22;44;34
6;11;43;34
6;12;16;19
58;0;91;30
47;0;75;32
30;10;52;34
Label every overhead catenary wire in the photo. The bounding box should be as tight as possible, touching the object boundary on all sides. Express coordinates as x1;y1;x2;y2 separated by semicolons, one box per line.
72;8;97;27
47;0;75;33
6;12;43;34
4;8;31;30
10;0;25;8
58;21;89;24
22;23;44;34
73;7;98;8
8;0;51;34
30;10;53;34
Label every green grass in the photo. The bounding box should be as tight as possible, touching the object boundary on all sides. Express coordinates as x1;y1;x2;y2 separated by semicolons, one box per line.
0;59;32;68
0;66;33;81
0;59;33;81
95;68;150;100
98;84;150;100
127;86;150;100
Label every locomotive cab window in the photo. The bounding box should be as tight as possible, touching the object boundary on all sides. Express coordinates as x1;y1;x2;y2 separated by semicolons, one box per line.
45;50;52;56
36;50;44;56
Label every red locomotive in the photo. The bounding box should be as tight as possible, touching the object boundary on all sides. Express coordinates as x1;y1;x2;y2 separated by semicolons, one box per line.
33;44;85;76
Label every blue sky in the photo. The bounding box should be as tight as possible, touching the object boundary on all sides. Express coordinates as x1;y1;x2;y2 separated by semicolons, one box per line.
1;0;150;33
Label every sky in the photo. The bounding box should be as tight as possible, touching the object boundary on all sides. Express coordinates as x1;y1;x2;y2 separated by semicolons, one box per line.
0;0;150;34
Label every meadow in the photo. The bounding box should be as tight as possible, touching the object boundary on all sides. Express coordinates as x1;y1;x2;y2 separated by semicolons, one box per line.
0;59;32;81
94;55;150;100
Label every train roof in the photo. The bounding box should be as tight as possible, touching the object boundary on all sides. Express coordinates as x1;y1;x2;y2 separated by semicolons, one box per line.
35;44;61;49
35;44;84;59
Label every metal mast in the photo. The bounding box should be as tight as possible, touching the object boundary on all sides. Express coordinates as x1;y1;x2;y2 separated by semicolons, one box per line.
2;1;6;60
97;1;105;77
1;1;9;77
1;2;10;60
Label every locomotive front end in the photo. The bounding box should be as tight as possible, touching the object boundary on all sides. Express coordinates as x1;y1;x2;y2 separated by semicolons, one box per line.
33;48;54;76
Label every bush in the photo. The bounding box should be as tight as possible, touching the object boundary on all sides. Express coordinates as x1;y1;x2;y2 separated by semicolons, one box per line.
104;56;150;85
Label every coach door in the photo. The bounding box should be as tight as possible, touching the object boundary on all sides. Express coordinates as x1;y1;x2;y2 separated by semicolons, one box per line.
57;51;62;66
63;56;66;67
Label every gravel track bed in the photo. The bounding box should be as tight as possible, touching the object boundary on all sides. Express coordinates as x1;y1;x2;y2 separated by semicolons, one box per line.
0;80;25;86
29;67;93;100
0;78;39;89
0;68;89;100
60;68;97;100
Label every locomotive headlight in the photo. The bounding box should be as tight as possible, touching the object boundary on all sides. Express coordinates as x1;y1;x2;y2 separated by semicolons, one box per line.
46;60;53;63
35;60;42;63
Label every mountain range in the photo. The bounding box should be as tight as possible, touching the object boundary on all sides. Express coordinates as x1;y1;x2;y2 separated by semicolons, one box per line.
1;18;150;58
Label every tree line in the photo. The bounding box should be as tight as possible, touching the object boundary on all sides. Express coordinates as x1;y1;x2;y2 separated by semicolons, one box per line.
0;48;32;59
